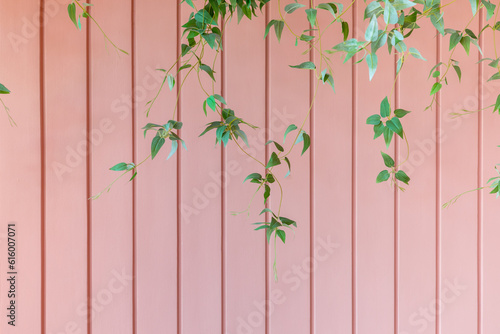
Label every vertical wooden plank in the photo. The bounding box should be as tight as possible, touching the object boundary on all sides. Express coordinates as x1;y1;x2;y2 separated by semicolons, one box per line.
439;2;478;333
179;4;222;333
223;12;267;334
397;19;437;334
313;1;353;333
0;1;42;333
268;1;311;333
134;0;178;333
353;6;395;334
89;1;133;333
479;8;500;334
44;3;88;333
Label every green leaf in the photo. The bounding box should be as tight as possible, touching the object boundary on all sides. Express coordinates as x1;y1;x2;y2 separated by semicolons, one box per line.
487;72;500;82
266;152;281;168
395;170;410;184
276;230;286;243
482;0;496;20
392;0;416;10
300;34;314;41
376;170;391;183
285;2;305;13
264;184;271;204
383;126;394;148
493;94;500;113
266;140;284;152
381;151;395;167
206;95;217;111
408;47;426;61
317;3;340;17
374;122;385;139
366;114;381;125
460;36;471;55
305;8;317;27
244;173;262;183
386;117;404;138
167;74;175;91
266;173;275;183
430;82;442;95
449;32;461;51
366;53;378;81
67;3;80;30
465;28;477;40
167;140;178;160
394;108;411;118
380;96;390;118
110;162;128;171
129;171;138;181
151;135;165;159
289;61;316;70
384;1;398;25
365;15;379;42
364;1;383;19
199;64;216;81
430;12;445;36
452;65;462;82
0;83;10;94
301;133;311;155
284;124;297;143
260;208;274;216
321;69;335;91
213;94;226;105
274;20;285;42
284;157;291;177
469;0;479;15
181;44;192;56
280;216;297;227
341;21;349;41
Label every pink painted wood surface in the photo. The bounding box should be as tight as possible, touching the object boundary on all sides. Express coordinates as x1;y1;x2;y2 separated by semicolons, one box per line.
0;1;42;333
44;3;88;333
89;1;134;333
134;1;178;333
0;1;500;334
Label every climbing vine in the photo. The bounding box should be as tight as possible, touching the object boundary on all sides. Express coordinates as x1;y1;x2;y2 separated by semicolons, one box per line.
3;0;500;277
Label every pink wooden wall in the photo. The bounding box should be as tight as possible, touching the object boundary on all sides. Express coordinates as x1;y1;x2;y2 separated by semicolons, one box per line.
1;0;499;333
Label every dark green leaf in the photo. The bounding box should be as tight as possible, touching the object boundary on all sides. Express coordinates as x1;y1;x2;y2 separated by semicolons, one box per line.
386;117;404;138
376;170;390;183
430;82;442;95
366;114;381;125
394;109;411;118
383;126;393;148
266;152;281;168
374;122;385;139
199;64;216;81
284;124;297;143
342;21;349;41
305;8;317;27
301;133;311;155
289;61;316;70
285;2;305;13
244;173;262;183
284;156;291;177
264;184;271;204
266;140;284;152
276;230;286;243
151;135;165;159
452;65;462;82
381;151;395;167
380;96;390;118
395;170;410;184
110;162;128;171
0;83;11;94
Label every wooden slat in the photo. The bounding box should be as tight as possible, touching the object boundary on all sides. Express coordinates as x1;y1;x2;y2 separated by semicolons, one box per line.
178;4;222;333
223;12;267;334
268;1;311;332
0;1;42;333
354;5;395;333
89;1;134;333
313;1;353;332
397;18;438;334
478;7;500;334
134;1;179;333
44;3;88;333
439;2;479;333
